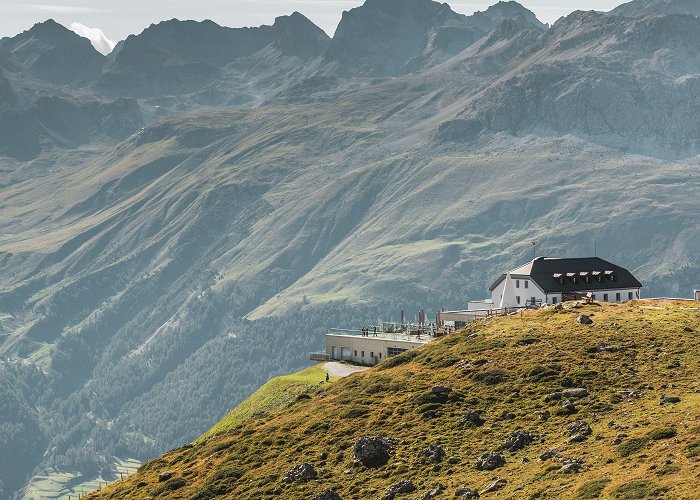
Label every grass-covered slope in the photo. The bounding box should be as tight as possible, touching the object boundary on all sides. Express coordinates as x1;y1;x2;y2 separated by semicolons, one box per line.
198;364;335;441
90;300;700;499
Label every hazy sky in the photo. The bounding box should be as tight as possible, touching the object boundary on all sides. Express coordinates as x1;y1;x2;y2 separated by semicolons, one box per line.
0;1;626;53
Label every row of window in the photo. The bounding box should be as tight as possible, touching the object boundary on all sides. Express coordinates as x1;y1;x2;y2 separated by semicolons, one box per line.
353;349;381;360
515;279;529;289
515;291;635;305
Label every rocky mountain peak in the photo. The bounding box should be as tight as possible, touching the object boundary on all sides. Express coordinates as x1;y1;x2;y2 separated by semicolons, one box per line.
0;19;104;84
482;1;548;29
611;0;700;18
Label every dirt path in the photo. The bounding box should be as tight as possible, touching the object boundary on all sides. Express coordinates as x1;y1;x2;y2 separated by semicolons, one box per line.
323;361;370;378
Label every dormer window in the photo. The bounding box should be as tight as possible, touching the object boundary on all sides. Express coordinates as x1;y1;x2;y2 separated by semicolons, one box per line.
567;273;577;284
605;271;615;282
553;273;564;285
580;272;590;283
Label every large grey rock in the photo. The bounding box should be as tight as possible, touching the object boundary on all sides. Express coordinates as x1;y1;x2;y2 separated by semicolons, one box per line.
354;436;394;468
313;488;343;500
382;479;416;500
283;462;317;483
475;451;506;470
418;443;445;464
567;420;593;437
501;430;534;452
577;315;594;325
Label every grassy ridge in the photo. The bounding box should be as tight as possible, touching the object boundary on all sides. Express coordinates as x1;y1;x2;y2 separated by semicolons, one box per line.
199;364;335;441
90;301;700;499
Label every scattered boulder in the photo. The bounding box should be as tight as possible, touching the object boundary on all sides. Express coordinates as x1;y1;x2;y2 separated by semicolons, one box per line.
463;410;485;427
283;463;317;483
481;478;507;494
578;315;594;325
383;479;416;500
537;410;550;421
559;463;582;474
313;488;343;500
455;485;480;498
569;434;588;443
683;326;694;332
659;395;681;405
475;451;505;471
501;430;534;452
540;449;560;461
421;483;446;499
418;443;445;464
562;388;589;398
567;420;593;437
158;471;174;482
354;436;394;468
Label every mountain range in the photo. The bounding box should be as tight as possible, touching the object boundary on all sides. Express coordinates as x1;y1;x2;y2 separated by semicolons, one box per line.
0;0;699;497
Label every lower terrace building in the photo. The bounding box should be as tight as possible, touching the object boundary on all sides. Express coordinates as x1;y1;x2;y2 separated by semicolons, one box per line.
323;328;431;366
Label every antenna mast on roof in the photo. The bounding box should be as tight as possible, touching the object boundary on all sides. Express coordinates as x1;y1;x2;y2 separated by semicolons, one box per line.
594;239;597;257
531;240;537;260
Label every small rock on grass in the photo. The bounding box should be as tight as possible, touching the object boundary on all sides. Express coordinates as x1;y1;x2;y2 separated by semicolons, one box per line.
481;478;507;494
475;451;505;471
382;479;416;500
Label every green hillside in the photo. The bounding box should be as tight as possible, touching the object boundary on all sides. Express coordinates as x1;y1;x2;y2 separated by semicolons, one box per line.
90;300;700;499
198;364;336;441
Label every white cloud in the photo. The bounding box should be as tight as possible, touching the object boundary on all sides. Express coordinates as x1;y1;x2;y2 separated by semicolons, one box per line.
29;4;102;14
70;22;115;54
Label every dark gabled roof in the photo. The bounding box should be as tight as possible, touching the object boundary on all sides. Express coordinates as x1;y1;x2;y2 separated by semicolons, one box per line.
490;257;642;294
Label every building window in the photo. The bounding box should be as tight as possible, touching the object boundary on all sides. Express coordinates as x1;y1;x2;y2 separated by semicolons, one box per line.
628;292;633;300
370;351;374;358
354;350;357;357
361;351;365;358
387;347;408;357
516;280;520;288
516;296;521;304
552;297;558;304
524;280;529;289
379;353;382;359
616;292;621;302
603;293;608;302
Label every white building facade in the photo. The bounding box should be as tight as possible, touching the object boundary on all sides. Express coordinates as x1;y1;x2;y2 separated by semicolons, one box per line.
486;257;642;309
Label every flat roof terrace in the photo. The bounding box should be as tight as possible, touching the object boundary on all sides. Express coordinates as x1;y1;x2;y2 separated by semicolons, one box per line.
326;328;433;344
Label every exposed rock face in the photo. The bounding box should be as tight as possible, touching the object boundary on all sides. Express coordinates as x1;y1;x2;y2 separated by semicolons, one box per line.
611;0;700;18
99;13;330;96
324;0;544;77
660;395;682;405
475;451;506;470
454;10;700;158
0;19;105;84
383;479;416;499
354;436;394;468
